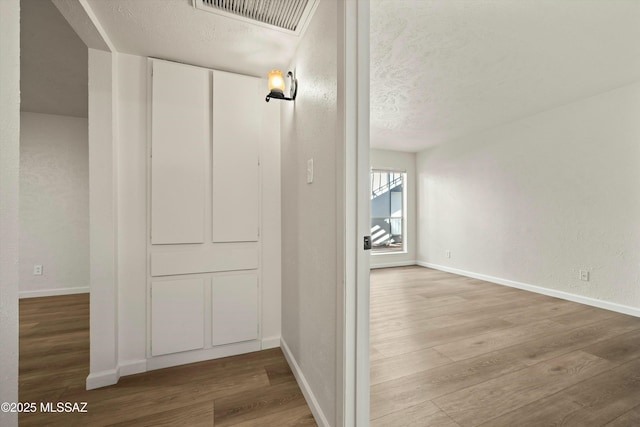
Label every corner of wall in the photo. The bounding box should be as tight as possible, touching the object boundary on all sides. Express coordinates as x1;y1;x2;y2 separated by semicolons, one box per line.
415;81;640;311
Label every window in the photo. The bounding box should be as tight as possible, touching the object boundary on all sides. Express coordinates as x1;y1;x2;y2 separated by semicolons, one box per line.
370;170;405;253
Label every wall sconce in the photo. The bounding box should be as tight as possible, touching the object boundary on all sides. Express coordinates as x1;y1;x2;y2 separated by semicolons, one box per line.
265;70;297;102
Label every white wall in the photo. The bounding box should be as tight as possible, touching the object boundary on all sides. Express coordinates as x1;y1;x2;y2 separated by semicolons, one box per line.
370;149;416;268
116;53;147;373
19;112;89;297
87;48;119;389
260;97;282;347
417;81;640;313
0;0;20;424
280;0;339;424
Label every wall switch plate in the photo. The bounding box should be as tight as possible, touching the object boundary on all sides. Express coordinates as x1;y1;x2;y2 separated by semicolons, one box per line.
580;270;589;281
445;250;451;259
33;265;43;276
307;158;313;184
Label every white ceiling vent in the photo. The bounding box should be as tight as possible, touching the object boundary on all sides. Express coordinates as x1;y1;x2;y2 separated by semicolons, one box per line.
193;0;319;36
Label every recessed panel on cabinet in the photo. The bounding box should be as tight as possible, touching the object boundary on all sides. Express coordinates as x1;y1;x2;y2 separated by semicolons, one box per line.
150;245;259;277
212;71;260;243
212;273;259;346
151;279;205;356
151;60;208;244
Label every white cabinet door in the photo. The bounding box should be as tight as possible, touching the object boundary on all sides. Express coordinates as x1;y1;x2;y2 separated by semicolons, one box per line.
151;60;208;244
151;279;205;356
212;273;258;345
212;71;260;243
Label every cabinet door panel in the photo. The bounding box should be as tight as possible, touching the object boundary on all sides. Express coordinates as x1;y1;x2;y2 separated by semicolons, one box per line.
151;279;204;356
212;71;260;243
212;273;258;346
151;60;208;244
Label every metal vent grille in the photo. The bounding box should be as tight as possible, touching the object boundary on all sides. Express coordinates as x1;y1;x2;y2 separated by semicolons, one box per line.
196;0;315;34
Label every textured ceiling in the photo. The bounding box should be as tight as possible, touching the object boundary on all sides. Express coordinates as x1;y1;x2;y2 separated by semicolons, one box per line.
371;0;640;152
21;0;88;118
86;0;304;77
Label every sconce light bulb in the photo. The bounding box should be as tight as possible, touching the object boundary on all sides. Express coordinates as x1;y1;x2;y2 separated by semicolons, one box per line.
268;70;285;94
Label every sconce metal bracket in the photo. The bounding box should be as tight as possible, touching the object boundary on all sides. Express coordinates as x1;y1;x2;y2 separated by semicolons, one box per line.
266;71;297;102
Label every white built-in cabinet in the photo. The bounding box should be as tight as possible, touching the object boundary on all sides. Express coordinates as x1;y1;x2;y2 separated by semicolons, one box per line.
148;59;264;361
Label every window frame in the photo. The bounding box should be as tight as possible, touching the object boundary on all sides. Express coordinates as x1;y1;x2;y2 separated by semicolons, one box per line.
370;169;407;255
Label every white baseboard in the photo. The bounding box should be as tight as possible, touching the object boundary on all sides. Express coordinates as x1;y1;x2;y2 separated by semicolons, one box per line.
118;359;147;377
370;260;417;269
417;261;640;318
88;342;262;389
86;367;119;390
146;341;261;372
280;338;330;427
19;286;89;299
86;360;146;390
261;336;281;350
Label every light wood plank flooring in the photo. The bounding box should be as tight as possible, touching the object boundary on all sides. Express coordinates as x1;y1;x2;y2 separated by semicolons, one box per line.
370;266;640;427
19;293;316;426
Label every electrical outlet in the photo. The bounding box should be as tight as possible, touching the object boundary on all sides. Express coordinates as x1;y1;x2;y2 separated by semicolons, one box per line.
445;250;451;259
579;270;589;281
33;265;43;276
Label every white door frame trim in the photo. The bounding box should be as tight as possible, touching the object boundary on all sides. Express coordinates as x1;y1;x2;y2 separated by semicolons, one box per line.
339;0;370;425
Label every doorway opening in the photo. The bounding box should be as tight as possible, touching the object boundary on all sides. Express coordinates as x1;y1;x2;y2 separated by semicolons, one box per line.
18;0;90;409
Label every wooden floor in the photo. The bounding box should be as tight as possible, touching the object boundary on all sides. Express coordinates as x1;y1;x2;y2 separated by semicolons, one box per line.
20;268;640;426
370;266;640;427
19;293;316;426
